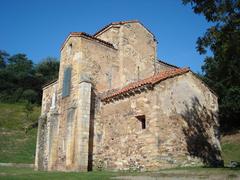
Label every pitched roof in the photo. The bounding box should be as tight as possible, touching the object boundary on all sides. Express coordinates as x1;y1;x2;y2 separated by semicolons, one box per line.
93;20;155;40
60;32;116;51
157;59;179;69
61;20;156;51
101;67;190;102
42;79;58;89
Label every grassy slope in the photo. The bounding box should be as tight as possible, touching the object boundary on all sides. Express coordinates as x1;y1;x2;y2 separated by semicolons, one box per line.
221;133;240;165
0;103;40;163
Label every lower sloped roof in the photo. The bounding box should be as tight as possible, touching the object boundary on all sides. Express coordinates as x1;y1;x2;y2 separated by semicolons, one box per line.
101;67;190;102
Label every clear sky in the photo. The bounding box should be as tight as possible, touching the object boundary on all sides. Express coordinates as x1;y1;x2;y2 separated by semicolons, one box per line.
0;0;212;72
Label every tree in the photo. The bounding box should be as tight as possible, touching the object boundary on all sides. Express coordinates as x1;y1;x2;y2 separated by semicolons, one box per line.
34;57;59;103
7;54;33;74
0;51;59;104
35;57;59;83
5;54;35;102
183;0;240;132
0;50;9;69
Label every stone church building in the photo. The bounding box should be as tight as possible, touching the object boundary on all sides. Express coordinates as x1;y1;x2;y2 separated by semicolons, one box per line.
35;20;222;172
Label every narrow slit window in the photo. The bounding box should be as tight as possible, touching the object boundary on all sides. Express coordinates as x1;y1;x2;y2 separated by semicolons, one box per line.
136;115;146;129
62;67;72;98
69;43;73;52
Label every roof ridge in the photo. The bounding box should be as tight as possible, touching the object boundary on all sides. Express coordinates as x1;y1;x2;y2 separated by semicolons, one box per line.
60;32;116;51
93;20;139;36
101;67;190;102
42;79;58;89
157;59;179;68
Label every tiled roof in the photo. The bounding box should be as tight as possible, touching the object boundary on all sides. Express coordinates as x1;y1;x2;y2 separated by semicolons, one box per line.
60;32;116;51
101;67;190;101
94;20;155;40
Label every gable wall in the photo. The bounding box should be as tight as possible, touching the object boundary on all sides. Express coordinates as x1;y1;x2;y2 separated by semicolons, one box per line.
80;37;119;92
155;61;176;73
96;26;121;49
93;72;222;170
151;72;221;167
38;35;120;171
118;23;156;84
97;22;157;87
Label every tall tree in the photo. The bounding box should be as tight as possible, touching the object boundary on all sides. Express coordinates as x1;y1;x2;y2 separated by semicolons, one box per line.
183;0;240;132
0;51;59;104
2;53;35;102
0;50;9;69
34;57;59;103
35;57;59;83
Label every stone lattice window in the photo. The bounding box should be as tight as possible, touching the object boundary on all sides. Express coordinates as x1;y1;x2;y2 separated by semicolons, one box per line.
62;67;72;97
136;115;146;129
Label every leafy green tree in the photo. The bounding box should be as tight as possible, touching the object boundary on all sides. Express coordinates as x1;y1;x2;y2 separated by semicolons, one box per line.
5;54;35;102
22;89;38;104
7;54;33;74
183;0;240;132
0;51;59;104
34;57;59;103
0;50;9;69
35;57;59;84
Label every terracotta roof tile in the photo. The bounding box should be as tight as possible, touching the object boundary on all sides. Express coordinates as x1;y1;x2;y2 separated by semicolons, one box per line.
101;67;190;101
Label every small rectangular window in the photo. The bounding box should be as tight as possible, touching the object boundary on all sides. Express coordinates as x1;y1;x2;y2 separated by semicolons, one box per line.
62;67;72;97
136;115;146;129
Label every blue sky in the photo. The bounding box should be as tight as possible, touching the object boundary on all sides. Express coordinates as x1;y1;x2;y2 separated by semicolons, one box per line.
0;0;212;72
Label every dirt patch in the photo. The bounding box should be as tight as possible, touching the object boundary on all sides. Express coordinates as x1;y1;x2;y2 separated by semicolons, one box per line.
112;172;240;180
221;132;240;144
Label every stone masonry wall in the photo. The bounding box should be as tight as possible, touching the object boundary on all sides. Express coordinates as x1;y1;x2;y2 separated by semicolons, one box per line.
93;90;160;171
97;22;157;86
79;38;118;92
93;72;222;171
37;34;119;171
96;26;121;49
155;61;176;73
53;36;82;171
119;22;156;83
151;72;222;167
35;81;58;170
41;81;58;115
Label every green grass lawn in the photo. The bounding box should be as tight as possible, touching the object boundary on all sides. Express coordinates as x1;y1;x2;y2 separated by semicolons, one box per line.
0;166;239;180
0;129;37;163
221;133;240;165
0;166;118;180
0;103;40;163
0;103;40;130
